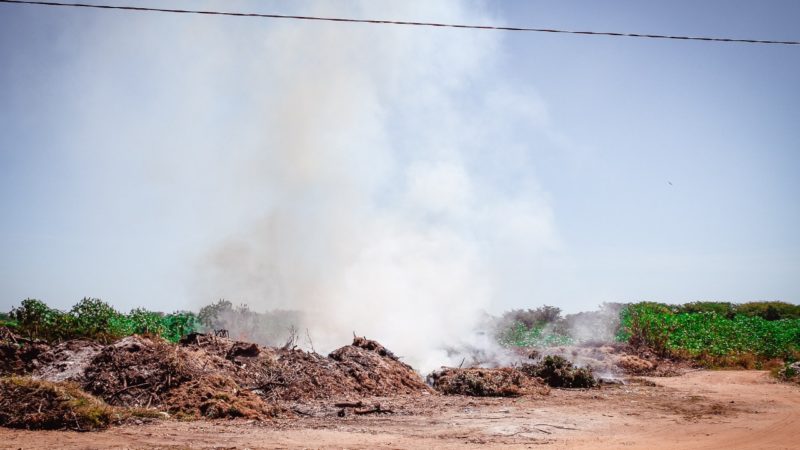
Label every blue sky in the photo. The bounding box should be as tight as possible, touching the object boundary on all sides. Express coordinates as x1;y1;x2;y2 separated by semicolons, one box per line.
1;0;798;316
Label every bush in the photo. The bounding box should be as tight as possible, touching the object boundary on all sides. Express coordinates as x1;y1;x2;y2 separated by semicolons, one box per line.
71;298;126;342
734;302;800;321
160;312;199;343
198;299;233;328
127;308;166;336
521;355;597;388
616;302;675;356
498;322;573;347
676;302;735;318
500;306;563;329
11;299;73;342
8;299;198;344
0;311;15;328
617;302;800;364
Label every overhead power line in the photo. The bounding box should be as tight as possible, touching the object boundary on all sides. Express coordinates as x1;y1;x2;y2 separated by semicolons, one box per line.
2;0;799;46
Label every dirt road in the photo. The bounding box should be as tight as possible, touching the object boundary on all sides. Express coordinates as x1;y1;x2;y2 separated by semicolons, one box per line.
1;370;797;449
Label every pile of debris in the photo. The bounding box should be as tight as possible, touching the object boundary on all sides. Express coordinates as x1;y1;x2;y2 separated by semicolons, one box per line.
521;355;597;388
1;327;629;429
525;343;691;378
429;367;549;397
1;328;436;426
0;376;114;431
178;333;433;402
33;339;104;383
0;326;49;376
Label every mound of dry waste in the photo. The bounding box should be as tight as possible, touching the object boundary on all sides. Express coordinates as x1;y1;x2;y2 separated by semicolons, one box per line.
181;333;432;402
0;377;114;431
430;367;550;397
33;339;104;383
0;327;49;376
521;355;597;388
2;330;432;423
275;336;432;401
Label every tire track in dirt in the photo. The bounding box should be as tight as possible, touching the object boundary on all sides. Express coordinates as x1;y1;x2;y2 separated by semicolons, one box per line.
636;371;800;450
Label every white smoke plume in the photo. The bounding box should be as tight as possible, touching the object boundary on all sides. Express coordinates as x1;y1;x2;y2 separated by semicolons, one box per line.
6;0;569;370
189;1;561;372
64;1;547;373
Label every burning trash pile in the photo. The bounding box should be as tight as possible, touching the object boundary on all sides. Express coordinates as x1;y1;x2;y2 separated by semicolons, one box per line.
0;326;438;429
0;325;639;431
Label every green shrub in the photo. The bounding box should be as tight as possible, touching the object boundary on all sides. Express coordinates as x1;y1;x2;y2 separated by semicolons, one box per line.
11;298;74;341
734;302;800;321
498;322;573;347
160;312;199;343
617;302;800;363
126;308;166;336
676;302;735;318
8;299;199;344
500;306;563;329
71;298;126;342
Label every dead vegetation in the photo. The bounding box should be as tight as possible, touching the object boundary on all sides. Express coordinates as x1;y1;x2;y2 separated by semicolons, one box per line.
0;325;704;434
0;329;437;428
0;327;48;375
0;377;114;431
521;355;597;388
164;374;282;420
83;336;194;408
429;367;549;397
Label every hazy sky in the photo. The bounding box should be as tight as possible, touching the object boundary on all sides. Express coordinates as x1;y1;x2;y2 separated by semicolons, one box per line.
1;0;798;316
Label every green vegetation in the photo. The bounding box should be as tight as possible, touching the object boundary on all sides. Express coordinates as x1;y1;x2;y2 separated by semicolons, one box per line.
672;301;800;320
496;301;799;368
617;302;800;366
498;321;573;347
198;299;303;346
496;306;573;347
7;298;198;343
0;311;16;329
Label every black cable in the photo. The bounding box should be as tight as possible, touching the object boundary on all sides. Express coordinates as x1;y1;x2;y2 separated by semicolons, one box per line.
1;0;798;46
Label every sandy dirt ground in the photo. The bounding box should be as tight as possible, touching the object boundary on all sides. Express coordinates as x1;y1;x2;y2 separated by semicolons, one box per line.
1;370;797;449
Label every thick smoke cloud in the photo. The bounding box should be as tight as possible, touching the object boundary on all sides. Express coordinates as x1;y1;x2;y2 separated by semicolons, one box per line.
192;1;561;371
36;0;563;371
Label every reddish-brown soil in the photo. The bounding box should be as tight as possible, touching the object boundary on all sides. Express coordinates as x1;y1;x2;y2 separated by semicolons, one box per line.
1;370;797;449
